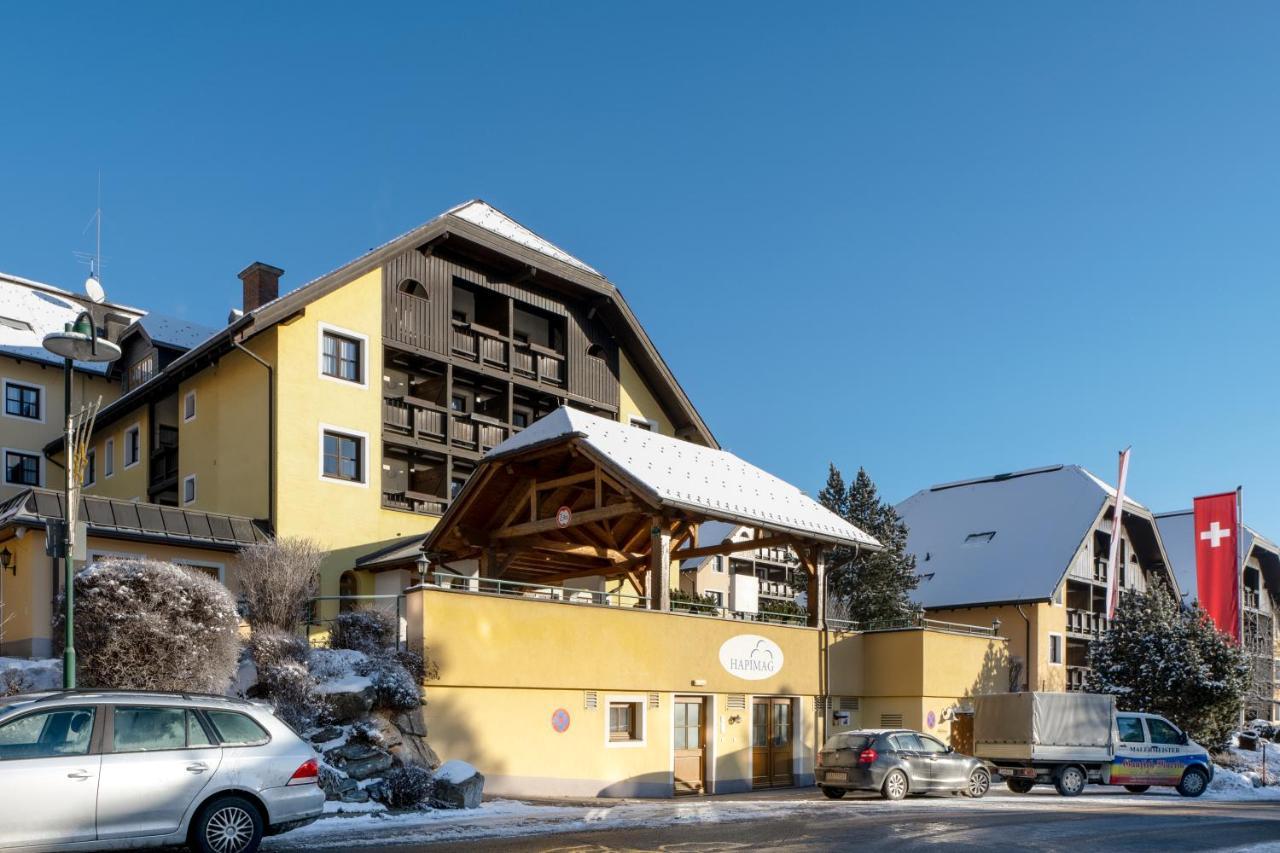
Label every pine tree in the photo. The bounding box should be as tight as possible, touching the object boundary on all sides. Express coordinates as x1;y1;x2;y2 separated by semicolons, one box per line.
820;464;919;625
1088;585;1251;750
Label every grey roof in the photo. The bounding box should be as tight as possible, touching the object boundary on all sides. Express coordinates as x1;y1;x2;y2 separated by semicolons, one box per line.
0;488;270;551
486;407;880;549
897;465;1147;609
355;533;430;569
130;313;220;350
1155;511;1280;604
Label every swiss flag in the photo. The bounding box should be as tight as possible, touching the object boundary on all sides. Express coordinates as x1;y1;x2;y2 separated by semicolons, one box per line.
1193;491;1240;643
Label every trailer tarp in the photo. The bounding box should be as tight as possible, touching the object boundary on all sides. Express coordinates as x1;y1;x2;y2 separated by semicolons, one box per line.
974;692;1114;748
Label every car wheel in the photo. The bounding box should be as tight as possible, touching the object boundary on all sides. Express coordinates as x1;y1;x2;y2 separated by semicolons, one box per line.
881;769;909;801
965;768;991;799
1054;765;1087;797
1006;778;1035;794
1177;767;1209;798
820;786;846;799
192;795;264;853
1123;784;1150;794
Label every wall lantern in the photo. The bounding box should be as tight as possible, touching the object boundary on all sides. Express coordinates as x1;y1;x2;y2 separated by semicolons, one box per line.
0;546;15;576
416;553;432;585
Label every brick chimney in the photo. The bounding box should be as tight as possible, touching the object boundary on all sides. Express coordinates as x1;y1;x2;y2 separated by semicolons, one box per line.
238;262;284;313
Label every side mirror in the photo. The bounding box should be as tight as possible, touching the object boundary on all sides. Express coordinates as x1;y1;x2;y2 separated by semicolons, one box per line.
946;745;955;753
1179;732;1189;745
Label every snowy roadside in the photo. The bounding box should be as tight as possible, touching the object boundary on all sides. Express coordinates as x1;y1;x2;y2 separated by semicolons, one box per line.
263;784;1280;850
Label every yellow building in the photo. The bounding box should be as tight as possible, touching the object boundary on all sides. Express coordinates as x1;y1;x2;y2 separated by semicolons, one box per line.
896;465;1180;692
42;201;716;615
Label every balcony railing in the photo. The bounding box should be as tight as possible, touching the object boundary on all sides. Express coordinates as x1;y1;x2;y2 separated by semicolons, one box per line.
826;614;1000;637
383;398;447;444
512;343;566;387
1067;665;1089;691
1093;559;1109;583
382;490;447;516
1245;589;1261;610
451;322;509;370
149;447;179;488
758;579;800;599
1066;609;1111;638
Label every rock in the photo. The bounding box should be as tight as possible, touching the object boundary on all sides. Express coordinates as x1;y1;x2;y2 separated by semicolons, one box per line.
362;713;403;749
431;761;484;809
391;733;441;770
322;682;376;723
320;770;358;801
325;742;394;781
365;780;390;804
392;707;429;738
340;788;370;804
310;726;344;745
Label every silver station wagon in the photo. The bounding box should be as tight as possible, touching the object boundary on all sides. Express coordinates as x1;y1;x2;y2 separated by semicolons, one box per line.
0;690;324;853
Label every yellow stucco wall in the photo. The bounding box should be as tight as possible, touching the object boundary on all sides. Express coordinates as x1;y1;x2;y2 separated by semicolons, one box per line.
617;351;676;436
0;357;121;501
926;603;1065;692
80;408;150;503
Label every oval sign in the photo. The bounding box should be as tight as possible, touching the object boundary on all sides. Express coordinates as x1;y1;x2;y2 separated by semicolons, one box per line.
556;506;572;528
551;708;571;733
719;634;784;681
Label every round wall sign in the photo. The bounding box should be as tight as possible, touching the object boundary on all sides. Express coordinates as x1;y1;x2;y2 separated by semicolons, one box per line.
718;634;784;681
556;506;572;528
927;710;937;729
551;708;571;733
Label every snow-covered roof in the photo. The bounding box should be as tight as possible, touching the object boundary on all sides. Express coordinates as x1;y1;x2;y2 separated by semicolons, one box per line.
0;273;140;374
446;200;601;277
1155;511;1280;604
898;465;1150;609
486;407;879;549
131;313;220;350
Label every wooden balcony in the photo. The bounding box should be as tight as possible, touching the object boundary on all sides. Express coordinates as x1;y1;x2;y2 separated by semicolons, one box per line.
1245;588;1261;610
1092;559;1109;583
383;397;447;445
382;490;446;516
450;415;479;451
1066;608;1110;639
451;322;509;370
149;446;179;490
758;579;801;600
1066;665;1088;691
512;342;565;388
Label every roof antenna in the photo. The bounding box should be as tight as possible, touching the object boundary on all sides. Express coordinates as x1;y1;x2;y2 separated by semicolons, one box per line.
74;172;106;304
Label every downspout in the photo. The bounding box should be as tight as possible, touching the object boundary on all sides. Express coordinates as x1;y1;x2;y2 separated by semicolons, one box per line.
1015;603;1031;691
232;341;275;532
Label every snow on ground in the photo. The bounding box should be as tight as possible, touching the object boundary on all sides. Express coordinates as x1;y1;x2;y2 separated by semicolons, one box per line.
1210;736;1280;796
0;657;61;694
263;784;1280;850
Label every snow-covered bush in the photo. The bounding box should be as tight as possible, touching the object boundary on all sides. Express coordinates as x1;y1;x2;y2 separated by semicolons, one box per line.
393;647;437;682
357;655;420;711
53;559;240;692
308;647;369;682
251;628;329;731
237;537;323;631
382;765;434;808
0;659;62;697
330;609;395;656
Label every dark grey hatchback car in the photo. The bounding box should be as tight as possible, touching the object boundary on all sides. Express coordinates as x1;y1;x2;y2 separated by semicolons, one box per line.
816;729;990;800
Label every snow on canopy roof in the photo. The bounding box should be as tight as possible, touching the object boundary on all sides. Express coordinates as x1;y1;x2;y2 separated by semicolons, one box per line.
1155;511;1280;605
0;273;140;374
898;464;1136;609
486;407;879;549
446;200;602;277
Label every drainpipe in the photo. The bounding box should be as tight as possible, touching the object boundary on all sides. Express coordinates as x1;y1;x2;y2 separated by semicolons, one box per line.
232;341;274;532
1015;603;1031;691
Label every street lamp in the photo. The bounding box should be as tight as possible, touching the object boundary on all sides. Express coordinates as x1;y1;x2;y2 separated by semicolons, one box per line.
42;293;121;689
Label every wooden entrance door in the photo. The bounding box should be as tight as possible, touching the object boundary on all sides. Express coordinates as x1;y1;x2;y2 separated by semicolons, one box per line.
673;697;706;795
752;698;795;788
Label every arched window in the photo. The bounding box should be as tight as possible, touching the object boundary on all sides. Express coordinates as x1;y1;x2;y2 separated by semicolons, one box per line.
398;279;428;298
338;571;357;613
586;343;605;359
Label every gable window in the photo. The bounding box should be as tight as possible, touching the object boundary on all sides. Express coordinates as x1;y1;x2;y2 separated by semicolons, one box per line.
183;390;196;422
321;330;363;384
182;474;197;505
398;279;428;298
124;425;141;468
104;438;115;477
4;381;41;421
629;416;656;432
84;450;96;487
1048;632;1063;665
322;429;364;483
4;450;39;486
586;343;605;360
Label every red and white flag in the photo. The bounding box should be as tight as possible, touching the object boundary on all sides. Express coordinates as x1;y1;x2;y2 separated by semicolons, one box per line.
1105;448;1131;619
1194;491;1241;643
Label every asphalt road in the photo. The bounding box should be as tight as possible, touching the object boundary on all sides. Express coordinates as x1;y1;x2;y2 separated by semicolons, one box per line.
359;791;1280;853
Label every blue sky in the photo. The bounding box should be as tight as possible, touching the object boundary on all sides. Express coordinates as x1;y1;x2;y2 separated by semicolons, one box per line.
2;2;1278;532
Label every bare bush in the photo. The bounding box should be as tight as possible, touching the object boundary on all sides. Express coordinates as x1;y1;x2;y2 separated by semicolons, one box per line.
54;559;240;693
237;537;323;631
330;609;395;655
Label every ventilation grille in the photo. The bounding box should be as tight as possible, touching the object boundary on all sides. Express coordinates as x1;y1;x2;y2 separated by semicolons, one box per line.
840;697;860;711
880;713;904;728
584;691;598;711
727;694;746;710
648;693;660;709
814;696;830;712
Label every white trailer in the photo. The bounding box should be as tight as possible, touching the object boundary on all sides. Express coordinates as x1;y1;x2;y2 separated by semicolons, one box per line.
973;692;1213;797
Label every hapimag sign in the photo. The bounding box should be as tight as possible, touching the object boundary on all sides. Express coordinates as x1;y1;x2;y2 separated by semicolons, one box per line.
719;634;784;681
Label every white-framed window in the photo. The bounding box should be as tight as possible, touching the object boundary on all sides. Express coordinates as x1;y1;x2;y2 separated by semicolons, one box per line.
629;416;657;432
123;424;141;469
182;474;197;505
1048;632;1063;666
319;424;368;487
104;438;115;478
183;390;197;422
3;379;43;423
605;694;646;747
83;449;96;487
318;324;368;387
3;449;41;487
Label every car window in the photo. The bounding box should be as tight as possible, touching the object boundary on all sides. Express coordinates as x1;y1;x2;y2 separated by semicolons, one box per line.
916;735;948;754
1117;715;1146;744
891;733;923;752
823;734;873;751
188;712;214;747
113;707;190;752
205;710;269;746
1146;718;1183;745
0;707;95;760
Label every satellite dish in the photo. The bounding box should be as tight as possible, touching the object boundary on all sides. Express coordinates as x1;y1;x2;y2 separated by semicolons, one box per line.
85;275;105;304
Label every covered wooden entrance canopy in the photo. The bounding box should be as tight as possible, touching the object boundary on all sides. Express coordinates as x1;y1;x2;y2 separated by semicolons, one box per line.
421;407;880;627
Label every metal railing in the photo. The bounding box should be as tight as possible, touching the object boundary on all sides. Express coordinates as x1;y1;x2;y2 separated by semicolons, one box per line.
1066;608;1110;638
826;614;999;637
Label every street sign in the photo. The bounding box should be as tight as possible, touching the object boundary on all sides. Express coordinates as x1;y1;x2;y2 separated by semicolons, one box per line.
556;506;572;528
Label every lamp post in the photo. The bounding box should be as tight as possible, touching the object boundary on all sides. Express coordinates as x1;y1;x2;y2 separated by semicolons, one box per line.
42;302;121;689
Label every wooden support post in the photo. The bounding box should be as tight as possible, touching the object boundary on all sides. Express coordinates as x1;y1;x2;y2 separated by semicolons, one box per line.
807;546;826;629
649;518;671;612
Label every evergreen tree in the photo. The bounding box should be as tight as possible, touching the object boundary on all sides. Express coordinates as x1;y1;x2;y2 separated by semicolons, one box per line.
820;464;919;625
1088;585;1251;750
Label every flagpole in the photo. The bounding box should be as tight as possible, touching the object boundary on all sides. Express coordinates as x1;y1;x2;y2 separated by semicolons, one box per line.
1238;485;1246;726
